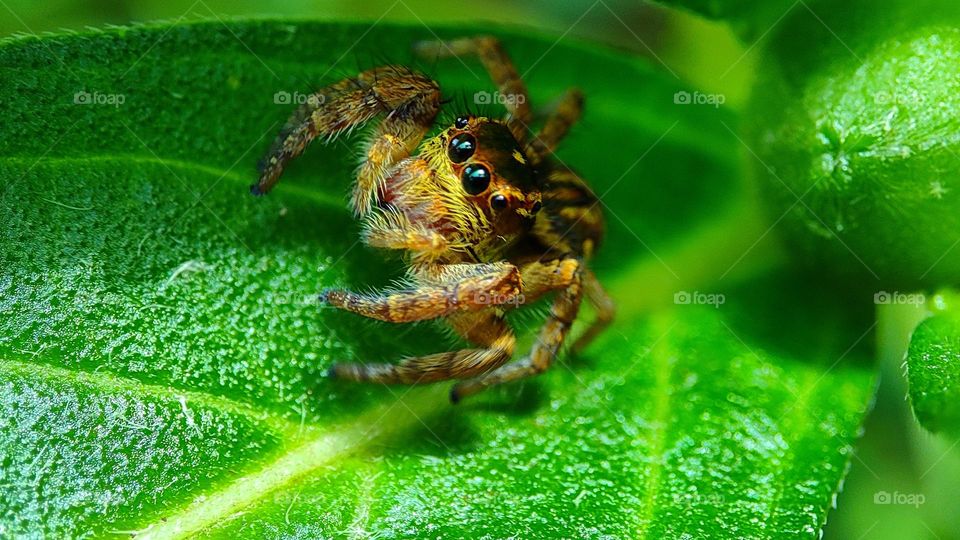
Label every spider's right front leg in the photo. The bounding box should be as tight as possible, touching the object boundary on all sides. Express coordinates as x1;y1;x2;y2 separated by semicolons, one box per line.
253;66;441;216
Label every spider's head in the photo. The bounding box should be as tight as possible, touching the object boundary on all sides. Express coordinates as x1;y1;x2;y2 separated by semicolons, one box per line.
409;115;543;257
439;115;542;221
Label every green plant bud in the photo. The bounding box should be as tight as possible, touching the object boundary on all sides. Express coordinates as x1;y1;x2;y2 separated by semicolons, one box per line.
747;25;960;288
907;291;960;435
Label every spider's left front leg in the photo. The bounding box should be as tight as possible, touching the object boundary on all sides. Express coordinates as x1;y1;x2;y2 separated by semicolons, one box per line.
451;258;584;402
325;263;524;385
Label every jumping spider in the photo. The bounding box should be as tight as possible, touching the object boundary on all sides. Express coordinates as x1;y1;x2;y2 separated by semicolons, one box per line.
253;36;614;402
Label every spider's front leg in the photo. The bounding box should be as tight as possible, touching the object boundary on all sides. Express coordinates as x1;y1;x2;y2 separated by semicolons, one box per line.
325;264;524;385
329;311;516;385
320;262;521;323
414;36;532;140
253;66;441;216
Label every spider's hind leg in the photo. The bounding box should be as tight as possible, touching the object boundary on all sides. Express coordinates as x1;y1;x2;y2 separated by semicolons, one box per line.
414;36;532;140
253;66;441;216
527;88;584;164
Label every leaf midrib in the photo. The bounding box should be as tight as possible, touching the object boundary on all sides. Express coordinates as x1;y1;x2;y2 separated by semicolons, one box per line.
137;385;449;540
634;314;676;538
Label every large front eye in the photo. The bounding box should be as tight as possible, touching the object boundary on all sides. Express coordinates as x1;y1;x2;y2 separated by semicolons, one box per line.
461;164;491;195
447;133;476;163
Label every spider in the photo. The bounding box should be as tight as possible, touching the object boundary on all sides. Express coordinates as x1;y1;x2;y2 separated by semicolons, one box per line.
252;36;614;402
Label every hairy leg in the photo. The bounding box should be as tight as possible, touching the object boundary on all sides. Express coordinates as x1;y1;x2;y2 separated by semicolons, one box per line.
527;88;584;164
414;36;532;140
361;207;448;256
451;265;583;402
320;262;521;323
253;66;441;216
515;257;580;303
570;269;615;353
329;311;515;384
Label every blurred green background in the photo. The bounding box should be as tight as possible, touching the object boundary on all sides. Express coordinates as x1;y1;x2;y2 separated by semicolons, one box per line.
1;0;955;538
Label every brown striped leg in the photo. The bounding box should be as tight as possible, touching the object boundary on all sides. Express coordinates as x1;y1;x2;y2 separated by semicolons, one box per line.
253;66;441;216
413;36;532;140
320;262;521;323
508;257;580;302
526;88;584;164
329;311;515;384
570;269;615;353
451;262;584;401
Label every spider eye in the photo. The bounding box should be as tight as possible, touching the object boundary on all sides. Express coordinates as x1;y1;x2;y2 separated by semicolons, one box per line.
490;194;508;210
455;116;469;129
461;164;491;195
447;133;476;163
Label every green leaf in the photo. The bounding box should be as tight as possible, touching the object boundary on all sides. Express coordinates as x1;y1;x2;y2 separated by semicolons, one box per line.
907;291;960;436
760;0;960;83
744;0;960;289
0;20;876;538
651;0;797;41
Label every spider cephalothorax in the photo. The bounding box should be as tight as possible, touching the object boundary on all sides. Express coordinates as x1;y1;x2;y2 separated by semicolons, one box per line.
404;115;544;261
253;36;613;402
